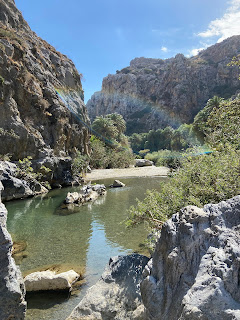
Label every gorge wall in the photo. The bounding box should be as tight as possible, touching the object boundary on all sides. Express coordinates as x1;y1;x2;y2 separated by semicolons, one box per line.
0;166;26;319
0;0;90;161
87;36;240;134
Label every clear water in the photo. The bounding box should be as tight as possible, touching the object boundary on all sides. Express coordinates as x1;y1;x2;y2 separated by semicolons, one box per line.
6;176;165;320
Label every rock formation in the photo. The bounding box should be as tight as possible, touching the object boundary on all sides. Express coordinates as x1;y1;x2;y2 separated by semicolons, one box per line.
0;160;48;201
141;196;240;319
87;36;240;133
0;165;26;319
68;254;149;320
0;0;90;161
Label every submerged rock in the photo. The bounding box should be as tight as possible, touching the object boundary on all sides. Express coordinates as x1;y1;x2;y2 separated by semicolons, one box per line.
141;196;240;320
24;270;80;292
110;179;126;188
68;254;149;320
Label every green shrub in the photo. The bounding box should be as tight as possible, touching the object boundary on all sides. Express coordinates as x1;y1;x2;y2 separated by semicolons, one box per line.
72;151;89;177
127;147;240;230
16;156;37;180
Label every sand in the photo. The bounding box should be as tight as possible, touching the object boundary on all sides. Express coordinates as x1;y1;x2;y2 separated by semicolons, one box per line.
85;166;169;181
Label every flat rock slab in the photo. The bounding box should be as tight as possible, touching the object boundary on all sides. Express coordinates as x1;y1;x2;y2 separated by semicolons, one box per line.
24;270;80;292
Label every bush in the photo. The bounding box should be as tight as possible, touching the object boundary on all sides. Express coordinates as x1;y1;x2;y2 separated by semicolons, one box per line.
72;151;89;177
145;150;184;169
127;147;240;230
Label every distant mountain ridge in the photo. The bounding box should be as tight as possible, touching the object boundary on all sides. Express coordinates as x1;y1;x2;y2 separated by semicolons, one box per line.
87;36;240;134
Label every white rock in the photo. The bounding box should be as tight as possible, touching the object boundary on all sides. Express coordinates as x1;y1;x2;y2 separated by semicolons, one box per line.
65;192;80;204
24;270;80;292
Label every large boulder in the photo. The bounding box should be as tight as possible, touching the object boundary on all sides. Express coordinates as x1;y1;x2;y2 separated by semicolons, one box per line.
24;270;80;292
68;254;149;320
141;196;240;320
0;165;26;319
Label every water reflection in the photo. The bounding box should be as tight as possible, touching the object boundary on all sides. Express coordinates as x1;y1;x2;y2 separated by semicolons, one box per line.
5;176;166;320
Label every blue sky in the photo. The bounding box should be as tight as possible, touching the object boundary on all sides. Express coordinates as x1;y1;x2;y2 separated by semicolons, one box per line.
15;0;240;102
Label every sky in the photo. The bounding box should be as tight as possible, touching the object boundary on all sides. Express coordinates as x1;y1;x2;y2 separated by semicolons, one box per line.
15;0;240;102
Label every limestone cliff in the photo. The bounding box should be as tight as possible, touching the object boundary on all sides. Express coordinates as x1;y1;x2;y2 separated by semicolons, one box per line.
0;0;90;161
141;197;240;319
87;36;240;134
0;166;26;319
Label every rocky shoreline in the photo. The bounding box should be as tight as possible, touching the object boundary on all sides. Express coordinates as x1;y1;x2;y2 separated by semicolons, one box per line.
68;196;240;320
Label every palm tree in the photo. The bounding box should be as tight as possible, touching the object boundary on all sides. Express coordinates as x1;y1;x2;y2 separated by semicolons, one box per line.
92;116;118;143
106;113;126;135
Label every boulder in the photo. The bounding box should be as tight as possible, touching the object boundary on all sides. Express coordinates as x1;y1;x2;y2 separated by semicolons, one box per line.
110;180;126;188
68;254;149;320
135;159;153;167
141;196;240;320
65;192;80;204
24;270;80;292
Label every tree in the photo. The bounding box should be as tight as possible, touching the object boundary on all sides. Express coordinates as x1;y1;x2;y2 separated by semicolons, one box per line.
92;116;118;145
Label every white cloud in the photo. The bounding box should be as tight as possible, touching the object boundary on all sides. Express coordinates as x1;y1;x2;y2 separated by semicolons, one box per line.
198;0;240;42
187;42;212;57
161;46;168;52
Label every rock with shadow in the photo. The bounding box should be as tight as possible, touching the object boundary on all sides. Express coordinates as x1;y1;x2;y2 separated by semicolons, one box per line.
68;253;149;320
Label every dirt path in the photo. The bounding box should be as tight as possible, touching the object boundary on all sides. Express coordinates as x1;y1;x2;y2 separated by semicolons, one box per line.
85;166;169;181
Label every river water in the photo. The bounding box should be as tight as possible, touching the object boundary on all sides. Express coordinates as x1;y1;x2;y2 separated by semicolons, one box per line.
6;176;165;320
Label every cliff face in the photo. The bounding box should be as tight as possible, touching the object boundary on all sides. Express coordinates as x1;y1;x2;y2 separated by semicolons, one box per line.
0;0;90;161
0;166;26;319
87;36;240;134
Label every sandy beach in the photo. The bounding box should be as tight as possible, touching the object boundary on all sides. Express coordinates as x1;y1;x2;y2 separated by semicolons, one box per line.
85;166;169;181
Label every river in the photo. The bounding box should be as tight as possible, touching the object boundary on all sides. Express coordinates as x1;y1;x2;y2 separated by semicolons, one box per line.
6;176;166;320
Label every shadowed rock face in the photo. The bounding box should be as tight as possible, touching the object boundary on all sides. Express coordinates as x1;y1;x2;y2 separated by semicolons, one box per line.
0;172;26;319
141;197;240;320
68;254;149;320
87;36;240;134
0;0;90;161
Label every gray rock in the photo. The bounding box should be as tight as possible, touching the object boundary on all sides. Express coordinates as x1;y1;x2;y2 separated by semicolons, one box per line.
110;179;126;188
0;161;48;201
135;159;153;167
0;187;26;319
87;36;240;134
68;254;149;320
64;184;106;205
141;197;240;320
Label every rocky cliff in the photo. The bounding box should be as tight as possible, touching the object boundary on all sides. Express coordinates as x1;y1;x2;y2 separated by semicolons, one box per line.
141;196;240;319
0;0;90;161
87;36;240;134
0;165;26;319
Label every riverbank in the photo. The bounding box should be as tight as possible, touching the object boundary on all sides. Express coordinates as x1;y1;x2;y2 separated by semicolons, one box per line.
85;166;169;181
